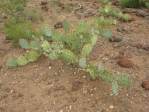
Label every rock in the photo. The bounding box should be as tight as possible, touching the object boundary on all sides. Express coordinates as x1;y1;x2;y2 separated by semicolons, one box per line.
142;80;149;90
41;1;48;6
133;43;143;49
109;105;114;109
71;80;83;91
142;45;149;51
123;9;149;17
117;57;134;68
41;6;49;11
109;36;123;42
54;22;63;29
84;9;96;18
123;8;137;13
117;27;128;33
132;43;149;51
112;0;119;6
136;10;149;17
71;97;77;102
48;66;52;70
40;0;49;11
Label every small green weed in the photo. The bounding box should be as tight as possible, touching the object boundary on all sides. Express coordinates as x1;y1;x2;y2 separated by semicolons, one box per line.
99;5;131;22
4;19;34;43
6;50;41;68
0;0;34;44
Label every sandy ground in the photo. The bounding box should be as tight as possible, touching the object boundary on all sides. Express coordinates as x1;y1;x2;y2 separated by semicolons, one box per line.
0;0;149;112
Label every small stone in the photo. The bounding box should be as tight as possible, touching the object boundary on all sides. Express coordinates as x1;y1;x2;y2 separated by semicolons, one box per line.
122;8;137;13
132;43;149;51
126;93;129;96
142;80;149;90
109;36;123;42
112;0;119;6
91;94;94;96
41;1;48;6
54;22;63;29
142;45;149;51
10;89;14;94
133;43;143;49
117;57;134;68
40;1;49;11
41;6;49;11
71;97;77;102
136;10;149;17
48;66;52;70
82;88;88;94
117;27;127;32
71;80;83;91
73;72;77;75
69;105;72;110
83;75;86;79
109;105;114;109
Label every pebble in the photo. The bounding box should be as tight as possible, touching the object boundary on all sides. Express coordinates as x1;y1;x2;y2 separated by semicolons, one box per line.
109;105;114;109
59;110;63;112
143;45;149;51
10;89;14;94
41;1;48;5
83;75;86;79
117;27;127;33
136;10;149;17
132;43;149;51
109;36;123;42
41;6;49;11
69;105;72;110
142;80;149;90
54;22;63;29
117;57;134;68
71;80;83;91
73;71;77;75
48;66;52;70
40;0;49;11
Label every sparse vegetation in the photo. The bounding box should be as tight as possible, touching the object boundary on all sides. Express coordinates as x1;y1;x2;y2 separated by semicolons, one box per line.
0;0;41;44
119;0;146;8
0;0;27;16
4;19;33;43
99;5;131;22
1;0;132;96
2;0;149;111
5;19;130;95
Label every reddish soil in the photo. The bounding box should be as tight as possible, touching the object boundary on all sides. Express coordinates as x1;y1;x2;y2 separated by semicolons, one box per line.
0;0;149;112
